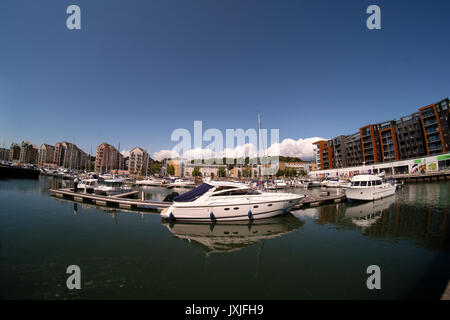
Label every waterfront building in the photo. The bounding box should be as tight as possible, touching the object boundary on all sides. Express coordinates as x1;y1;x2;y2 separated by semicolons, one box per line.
168;160;226;178
313;140;333;170
129;146;152;176
313;97;450;170
183;163;226;178
0;148;10;161
95;142;124;173
310;151;450;178
9;143;20;161
19;141;39;164
38;144;55;165
53;141;88;170
394;113;427;160
279;161;313;176
418;98;449;155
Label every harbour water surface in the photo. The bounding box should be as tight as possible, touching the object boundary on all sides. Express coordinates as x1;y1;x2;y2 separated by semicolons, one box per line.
0;177;449;299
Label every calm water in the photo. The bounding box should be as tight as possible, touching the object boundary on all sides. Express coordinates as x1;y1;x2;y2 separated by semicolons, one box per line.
0;177;449;299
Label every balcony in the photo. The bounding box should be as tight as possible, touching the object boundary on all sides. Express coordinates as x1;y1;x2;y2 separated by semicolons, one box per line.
421;109;435;118
424;119;438;127
426;127;440;135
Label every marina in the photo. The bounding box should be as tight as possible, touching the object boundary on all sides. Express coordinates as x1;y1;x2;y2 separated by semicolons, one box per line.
1;0;450;303
1;176;449;299
48;184;346;213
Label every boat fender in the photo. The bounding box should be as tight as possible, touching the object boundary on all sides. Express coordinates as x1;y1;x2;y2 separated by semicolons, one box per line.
282;207;287;214
248;210;254;220
210;212;216;222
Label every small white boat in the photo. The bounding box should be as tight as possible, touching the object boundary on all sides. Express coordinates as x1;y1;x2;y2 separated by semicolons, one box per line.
345;175;396;201
77;178;98;193
161;181;305;222
320;179;329;187
169;178;196;188
135;177;163;186
311;180;321;188
268;179;287;189
325;179;340;188
94;178;132;196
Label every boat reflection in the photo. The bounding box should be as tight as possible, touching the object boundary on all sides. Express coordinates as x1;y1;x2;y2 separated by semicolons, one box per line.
344;196;396;228
162;214;304;254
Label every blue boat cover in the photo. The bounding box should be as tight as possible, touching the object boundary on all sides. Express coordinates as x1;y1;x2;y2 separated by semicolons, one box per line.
173;183;214;202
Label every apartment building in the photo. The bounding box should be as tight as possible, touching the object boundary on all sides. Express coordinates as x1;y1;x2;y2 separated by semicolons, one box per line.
9;143;20;161
0;148;10;161
38;144;55;165
313;140;333;170
53;141;88;169
313;97;449;170
129;146;152;176
95;142;124;173
418;99;449;155
19;141;39;164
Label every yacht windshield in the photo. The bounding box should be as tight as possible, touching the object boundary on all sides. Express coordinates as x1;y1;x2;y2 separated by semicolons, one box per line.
173;183;214;202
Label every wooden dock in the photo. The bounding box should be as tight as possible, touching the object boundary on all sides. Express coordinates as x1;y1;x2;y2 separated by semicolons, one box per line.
49;188;171;212
294;193;346;209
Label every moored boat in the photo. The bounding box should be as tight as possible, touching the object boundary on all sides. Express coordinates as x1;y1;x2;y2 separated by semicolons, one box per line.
161;181;305;222
94;178;132;196
345;174;396;201
77;178;98;193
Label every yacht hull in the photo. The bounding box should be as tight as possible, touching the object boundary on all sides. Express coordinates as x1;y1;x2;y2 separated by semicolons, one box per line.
162;196;303;222
94;188;132;196
345;185;396;201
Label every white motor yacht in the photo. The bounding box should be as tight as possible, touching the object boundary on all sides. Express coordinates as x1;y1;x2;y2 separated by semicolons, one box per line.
94;178;132;196
345;175;396;201
161;181;305;222
77;178;98;193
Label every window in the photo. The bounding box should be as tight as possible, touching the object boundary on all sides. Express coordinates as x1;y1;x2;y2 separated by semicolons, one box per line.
360;181;367;186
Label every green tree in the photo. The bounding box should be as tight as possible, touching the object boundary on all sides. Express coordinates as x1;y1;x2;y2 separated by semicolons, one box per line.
285;167;298;177
192;166;202;177
167;164;175;176
218;167;226;178
151;162;161;175
242;167;252;178
276;169;284;177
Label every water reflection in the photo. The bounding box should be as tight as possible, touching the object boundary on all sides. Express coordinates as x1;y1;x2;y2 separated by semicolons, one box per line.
345;196;395;228
301;197;450;252
162;214;304;255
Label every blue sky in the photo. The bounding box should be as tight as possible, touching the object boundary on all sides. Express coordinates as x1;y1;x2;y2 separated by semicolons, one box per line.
1;0;449;159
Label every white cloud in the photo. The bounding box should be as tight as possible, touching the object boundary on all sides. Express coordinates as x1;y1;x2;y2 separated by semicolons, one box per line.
152;136;326;161
153;149;179;161
121;150;130;157
267;137;326;160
